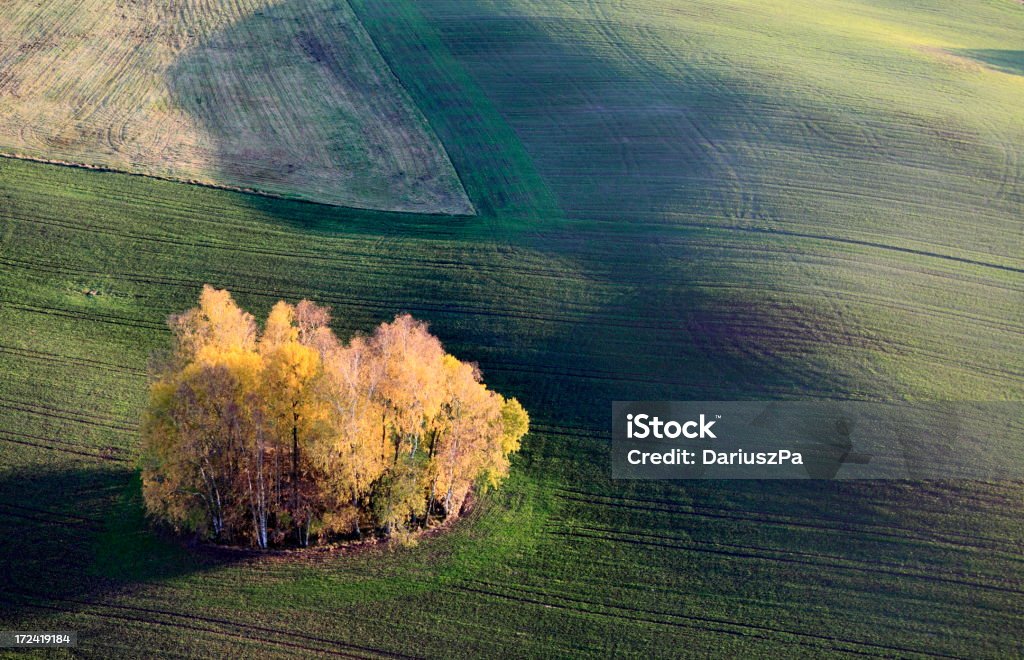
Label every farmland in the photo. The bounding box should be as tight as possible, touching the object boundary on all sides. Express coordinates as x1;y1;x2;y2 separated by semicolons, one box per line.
1;0;1023;657
0;0;471;213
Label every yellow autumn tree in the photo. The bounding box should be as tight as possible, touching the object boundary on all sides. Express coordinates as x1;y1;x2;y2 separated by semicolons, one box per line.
308;334;387;538
141;286;264;542
364;315;447;533
140;286;529;548
258;301;326;546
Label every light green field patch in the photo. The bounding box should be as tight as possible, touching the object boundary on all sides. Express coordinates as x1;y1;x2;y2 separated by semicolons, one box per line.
0;0;473;214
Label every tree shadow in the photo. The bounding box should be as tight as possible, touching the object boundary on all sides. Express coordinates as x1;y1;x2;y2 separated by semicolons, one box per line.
154;0;1008;498
165;0;473;215
335;1;1021;534
0;464;240;624
161;0;912;461
359;2;876;405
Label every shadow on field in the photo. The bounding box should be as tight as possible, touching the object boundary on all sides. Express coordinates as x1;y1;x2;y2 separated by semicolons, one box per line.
172;0;915;497
0;465;239;623
955;49;1024;77
172;0;878;442
312;5;971;539
166;0;472;214
412;6;871;406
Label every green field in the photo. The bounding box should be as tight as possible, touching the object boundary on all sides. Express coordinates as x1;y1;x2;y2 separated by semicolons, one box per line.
1;0;1022;657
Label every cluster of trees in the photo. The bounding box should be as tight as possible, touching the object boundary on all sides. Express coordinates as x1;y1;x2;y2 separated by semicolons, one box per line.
140;286;528;549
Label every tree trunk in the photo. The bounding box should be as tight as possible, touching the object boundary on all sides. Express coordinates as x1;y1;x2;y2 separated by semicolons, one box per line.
199;463;224;540
425;430;438;524
274;434;282;506
257;436;267;549
352;494;362;539
426;478;437;525
247;469;268;550
292;408;300;545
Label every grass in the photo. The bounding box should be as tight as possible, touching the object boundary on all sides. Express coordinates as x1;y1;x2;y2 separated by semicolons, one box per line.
0;0;471;213
1;0;1022;657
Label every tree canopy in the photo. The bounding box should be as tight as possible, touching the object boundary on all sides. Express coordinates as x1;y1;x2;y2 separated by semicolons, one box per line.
140;286;528;548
